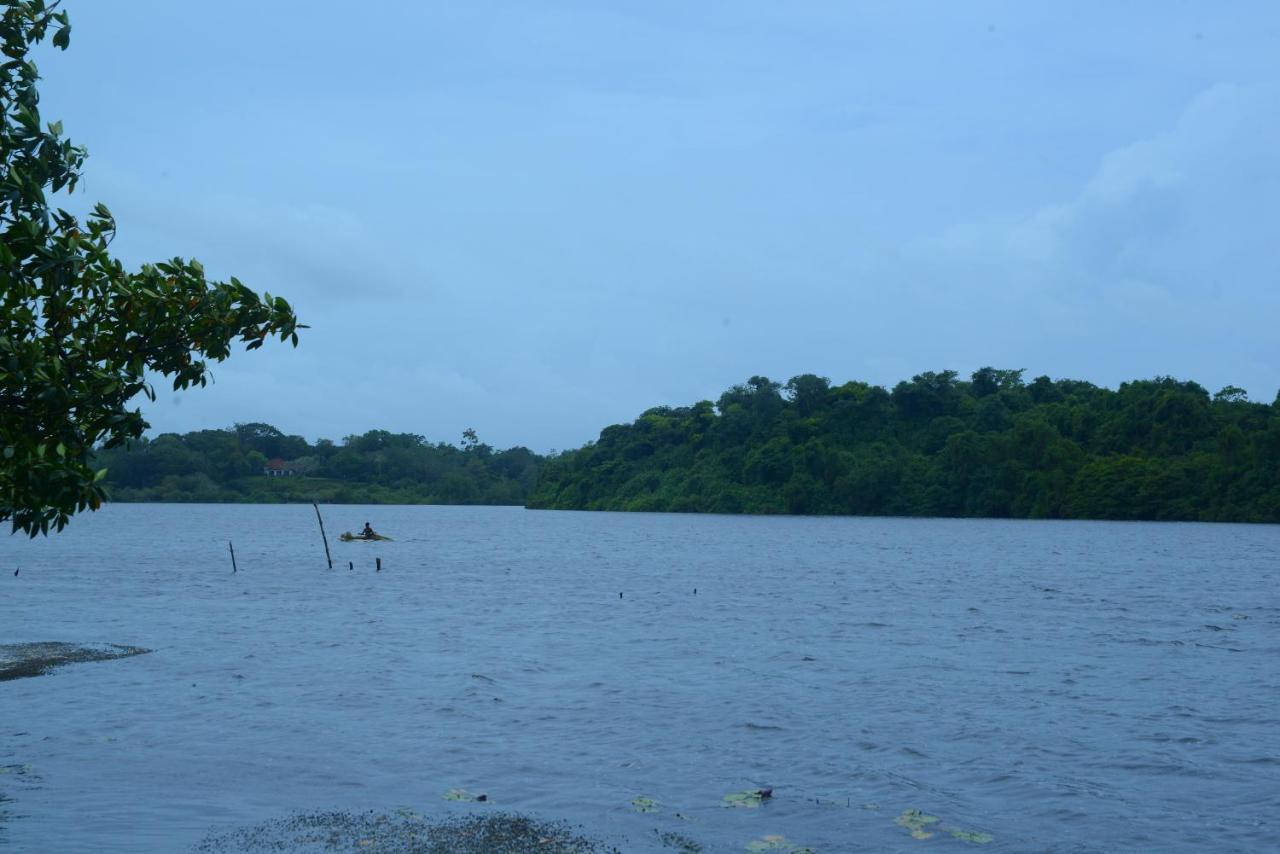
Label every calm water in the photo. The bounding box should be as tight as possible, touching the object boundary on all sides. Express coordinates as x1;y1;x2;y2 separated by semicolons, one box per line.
1;505;1277;852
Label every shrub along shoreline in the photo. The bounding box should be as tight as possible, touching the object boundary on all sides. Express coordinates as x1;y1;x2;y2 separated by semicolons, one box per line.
95;424;541;507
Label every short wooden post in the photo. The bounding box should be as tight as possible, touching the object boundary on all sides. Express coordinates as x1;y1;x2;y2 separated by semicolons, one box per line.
228;541;238;573
312;502;333;569
348;561;354;571
376;557;382;572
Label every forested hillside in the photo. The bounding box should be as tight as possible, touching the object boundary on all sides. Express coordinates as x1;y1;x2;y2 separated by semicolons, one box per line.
528;370;1280;522
95;424;541;505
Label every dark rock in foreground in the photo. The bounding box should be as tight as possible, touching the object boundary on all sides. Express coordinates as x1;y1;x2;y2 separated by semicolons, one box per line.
0;642;151;682
192;810;624;854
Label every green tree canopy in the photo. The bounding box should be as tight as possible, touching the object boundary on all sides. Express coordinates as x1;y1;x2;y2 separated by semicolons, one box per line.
530;369;1280;524
0;1;301;535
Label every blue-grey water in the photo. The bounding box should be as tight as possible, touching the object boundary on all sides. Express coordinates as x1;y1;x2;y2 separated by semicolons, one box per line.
1;504;1277;852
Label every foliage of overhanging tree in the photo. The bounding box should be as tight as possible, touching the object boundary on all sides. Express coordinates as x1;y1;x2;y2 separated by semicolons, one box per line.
0;1;301;535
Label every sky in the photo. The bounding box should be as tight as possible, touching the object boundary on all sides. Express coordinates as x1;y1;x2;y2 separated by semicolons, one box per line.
35;1;1280;452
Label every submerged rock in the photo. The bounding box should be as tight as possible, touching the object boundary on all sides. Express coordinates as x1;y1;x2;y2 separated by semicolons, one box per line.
192;810;621;853
0;642;151;682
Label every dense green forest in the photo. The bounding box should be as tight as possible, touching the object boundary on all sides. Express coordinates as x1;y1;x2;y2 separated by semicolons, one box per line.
527;370;1280;522
95;424;541;505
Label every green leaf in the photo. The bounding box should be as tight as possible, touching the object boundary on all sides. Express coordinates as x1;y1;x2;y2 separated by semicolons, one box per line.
0;3;301;537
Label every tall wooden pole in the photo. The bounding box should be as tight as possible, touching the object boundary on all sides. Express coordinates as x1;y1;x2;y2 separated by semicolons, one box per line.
228;540;238;573
313;502;333;569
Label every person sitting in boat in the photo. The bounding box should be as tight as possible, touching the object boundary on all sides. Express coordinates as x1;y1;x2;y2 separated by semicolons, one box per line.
360;522;375;539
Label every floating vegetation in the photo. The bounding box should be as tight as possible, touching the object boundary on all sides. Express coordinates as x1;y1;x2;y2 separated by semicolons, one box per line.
444;788;488;802
632;796;660;813
745;834;814;853
895;809;940;839
950;829;995;843
894;808;993;844
722;788;773;808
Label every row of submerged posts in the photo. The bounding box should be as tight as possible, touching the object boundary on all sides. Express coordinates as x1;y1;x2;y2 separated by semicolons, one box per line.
226;502;382;573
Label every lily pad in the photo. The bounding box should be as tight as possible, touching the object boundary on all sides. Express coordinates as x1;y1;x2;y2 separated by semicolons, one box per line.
632;796;660;813
745;835;814;853
722;788;771;808
950;829;994;844
443;788;487;802
895;808;940;839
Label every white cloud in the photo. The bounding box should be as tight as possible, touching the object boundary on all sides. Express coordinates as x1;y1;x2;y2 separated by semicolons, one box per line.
913;83;1280;395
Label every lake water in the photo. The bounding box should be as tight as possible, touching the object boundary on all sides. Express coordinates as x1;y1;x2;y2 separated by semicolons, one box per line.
1;504;1277;852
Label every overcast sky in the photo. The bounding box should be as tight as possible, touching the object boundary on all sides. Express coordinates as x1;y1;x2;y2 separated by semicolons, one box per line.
37;1;1280;451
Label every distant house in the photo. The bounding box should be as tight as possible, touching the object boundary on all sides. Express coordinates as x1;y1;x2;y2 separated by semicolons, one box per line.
263;458;295;477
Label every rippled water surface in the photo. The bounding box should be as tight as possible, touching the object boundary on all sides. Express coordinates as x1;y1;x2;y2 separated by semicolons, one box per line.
2;504;1278;851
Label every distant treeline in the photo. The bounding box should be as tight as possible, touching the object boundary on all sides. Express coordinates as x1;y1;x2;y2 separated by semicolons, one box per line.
527;370;1280;523
96;424;541;505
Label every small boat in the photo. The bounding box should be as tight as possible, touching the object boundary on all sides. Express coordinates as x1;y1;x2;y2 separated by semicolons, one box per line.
339;531;393;542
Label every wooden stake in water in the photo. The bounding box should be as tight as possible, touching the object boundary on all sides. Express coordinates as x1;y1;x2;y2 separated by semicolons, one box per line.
312;502;333;569
376;557;382;572
228;540;238;573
